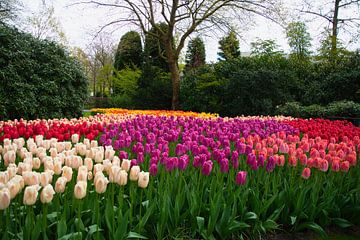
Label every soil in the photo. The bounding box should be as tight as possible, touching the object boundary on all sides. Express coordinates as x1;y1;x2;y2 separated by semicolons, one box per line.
266;225;360;240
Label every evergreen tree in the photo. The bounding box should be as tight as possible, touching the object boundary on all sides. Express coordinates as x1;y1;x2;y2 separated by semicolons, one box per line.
218;30;240;61
143;23;169;71
185;36;206;70
114;31;142;71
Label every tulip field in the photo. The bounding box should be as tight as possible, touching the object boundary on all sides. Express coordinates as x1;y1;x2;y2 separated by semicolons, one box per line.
0;109;359;239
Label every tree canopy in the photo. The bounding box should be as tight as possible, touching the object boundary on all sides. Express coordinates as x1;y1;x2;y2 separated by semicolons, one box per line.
114;31;142;71
185;37;206;70
0;24;88;120
218;30;240;61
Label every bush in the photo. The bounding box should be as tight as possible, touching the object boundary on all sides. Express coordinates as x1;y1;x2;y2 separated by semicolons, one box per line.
181;56;299;116
0;24;88;120
276;101;360;118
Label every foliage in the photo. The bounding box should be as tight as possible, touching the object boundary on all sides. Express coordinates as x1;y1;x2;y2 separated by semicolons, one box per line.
251;39;283;57
276;101;360;118
218;29;240;61
0;24;88;120
181;56;298;116
136;66;172;110
143;23;169;72
185;36;206;70
110;68;141;109
286;22;312;61
114;31;142;71
137;23;172;109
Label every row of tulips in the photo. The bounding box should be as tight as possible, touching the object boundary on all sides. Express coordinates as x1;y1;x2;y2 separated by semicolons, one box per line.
90;108;219;118
0;112;359;239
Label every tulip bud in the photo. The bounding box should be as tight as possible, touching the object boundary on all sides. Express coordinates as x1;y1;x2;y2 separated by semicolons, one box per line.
40;184;55;204
74;181;87;199
301;167;311;179
0;187;11;210
138;171;149;189
23;185;40;205
55;177;67;193
235;171;247;185
129;166;140;181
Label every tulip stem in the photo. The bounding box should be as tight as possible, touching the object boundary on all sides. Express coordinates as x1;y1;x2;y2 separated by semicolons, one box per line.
96;194;100;240
43;204;48;240
0;210;3;235
138;190;143;233
77;200;82;238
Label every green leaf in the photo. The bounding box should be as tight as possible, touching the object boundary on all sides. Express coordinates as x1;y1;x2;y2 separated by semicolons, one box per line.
228;221;250;231
105;199;114;233
57;218;67;238
332;218;353;228
47;212;59;221
263;219;279;230
196;216;205;232
74;218;85;231
57;232;82;240
86;224;103;236
208;194;222;233
261;194;277;215
296;222;327;238
269;205;285;222
31;217;42;240
141;200;149;208
138;201;155;230
115;209;129;240
244;211;257;221
290;216;297;225
127;232;148;239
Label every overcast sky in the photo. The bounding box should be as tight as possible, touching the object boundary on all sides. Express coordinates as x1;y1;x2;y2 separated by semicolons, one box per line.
22;0;359;62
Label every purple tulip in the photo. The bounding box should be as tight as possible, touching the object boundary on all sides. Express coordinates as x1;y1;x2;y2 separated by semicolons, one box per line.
178;155;189;170
137;152;144;163
220;158;229;173
236;171;247;185
119;151;128;160
231;151;239;169
149;163;158;176
130;159;137;167
202;160;213;176
245;145;253;155
258;154;265;167
266;156;276;172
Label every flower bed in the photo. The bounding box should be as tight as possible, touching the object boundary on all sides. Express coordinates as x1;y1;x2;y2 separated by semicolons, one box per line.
0;112;359;239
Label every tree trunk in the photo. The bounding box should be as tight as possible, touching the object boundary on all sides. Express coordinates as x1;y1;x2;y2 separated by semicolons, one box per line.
331;0;340;58
164;35;180;110
169;59;180;110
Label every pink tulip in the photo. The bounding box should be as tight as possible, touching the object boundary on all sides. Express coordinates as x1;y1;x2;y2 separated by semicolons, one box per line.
235;171;247;185
301;168;311;179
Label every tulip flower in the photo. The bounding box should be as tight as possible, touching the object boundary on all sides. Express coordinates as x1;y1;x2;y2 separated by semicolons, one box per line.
0;188;11;210
23;185;40;205
201;161;213;176
235;171;247;185
74;181;87;199
301;168;311;179
138;171;150;188
40;184;55;204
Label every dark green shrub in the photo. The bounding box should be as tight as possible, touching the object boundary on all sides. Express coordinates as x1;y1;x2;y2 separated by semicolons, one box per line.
276;101;360;118
0;24;88;120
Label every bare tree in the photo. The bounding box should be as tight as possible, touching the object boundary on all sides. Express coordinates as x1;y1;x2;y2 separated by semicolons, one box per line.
76;0;282;109
0;0;22;23
87;33;116;97
25;1;67;44
299;0;360;57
